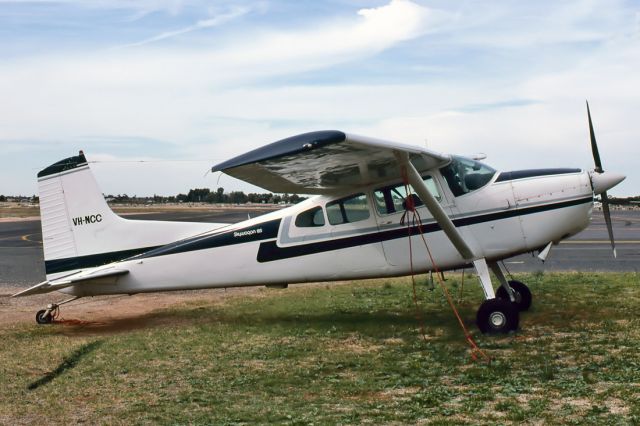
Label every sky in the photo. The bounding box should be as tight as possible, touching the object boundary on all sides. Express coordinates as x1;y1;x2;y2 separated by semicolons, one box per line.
0;0;638;197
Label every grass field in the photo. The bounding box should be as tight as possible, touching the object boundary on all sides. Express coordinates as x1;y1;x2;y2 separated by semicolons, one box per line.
1;272;639;424
0;203;39;219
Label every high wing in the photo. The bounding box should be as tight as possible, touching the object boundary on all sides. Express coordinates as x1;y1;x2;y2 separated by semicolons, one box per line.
214;130;477;263
212;131;451;194
12;267;129;297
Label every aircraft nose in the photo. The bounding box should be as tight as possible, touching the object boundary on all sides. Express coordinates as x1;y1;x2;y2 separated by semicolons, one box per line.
589;171;626;195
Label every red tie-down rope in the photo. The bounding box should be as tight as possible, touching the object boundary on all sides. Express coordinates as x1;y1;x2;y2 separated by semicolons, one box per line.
400;175;491;364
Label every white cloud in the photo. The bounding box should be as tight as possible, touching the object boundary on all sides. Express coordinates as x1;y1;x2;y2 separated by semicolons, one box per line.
355;56;639;196
0;0;441;142
1;0;638;197
441;0;627;48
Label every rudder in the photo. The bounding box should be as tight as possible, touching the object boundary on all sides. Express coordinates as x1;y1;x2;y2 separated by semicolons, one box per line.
37;151;223;280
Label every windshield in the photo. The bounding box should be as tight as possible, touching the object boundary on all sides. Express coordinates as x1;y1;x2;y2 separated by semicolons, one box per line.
440;156;496;197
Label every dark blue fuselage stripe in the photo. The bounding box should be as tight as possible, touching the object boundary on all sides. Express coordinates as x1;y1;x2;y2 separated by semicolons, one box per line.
256;196;593;262
45;197;592;273
44;219;282;274
135;219;281;259
45;246;161;274
495;168;582;183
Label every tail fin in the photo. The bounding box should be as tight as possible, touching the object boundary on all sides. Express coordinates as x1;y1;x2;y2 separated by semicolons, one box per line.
38;152;222;279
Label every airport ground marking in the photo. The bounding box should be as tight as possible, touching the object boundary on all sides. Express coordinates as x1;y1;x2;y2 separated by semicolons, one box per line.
21;234;43;244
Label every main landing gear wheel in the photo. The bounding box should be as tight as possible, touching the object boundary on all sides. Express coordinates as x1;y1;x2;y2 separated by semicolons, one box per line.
496;280;532;312
476;298;519;334
36;309;53;325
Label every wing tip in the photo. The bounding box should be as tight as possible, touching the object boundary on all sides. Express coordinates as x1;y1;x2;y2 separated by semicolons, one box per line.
212;130;346;173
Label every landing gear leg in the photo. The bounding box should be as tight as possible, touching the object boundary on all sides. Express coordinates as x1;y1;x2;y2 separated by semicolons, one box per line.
35;296;79;325
473;258;496;299
489;262;532;311
489;262;516;302
473;258;519;333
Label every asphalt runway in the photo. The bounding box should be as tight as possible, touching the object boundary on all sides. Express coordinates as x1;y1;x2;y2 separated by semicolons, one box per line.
1;209;638;287
504;210;640;273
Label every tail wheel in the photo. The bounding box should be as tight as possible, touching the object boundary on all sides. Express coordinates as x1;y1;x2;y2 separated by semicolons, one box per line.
36;309;53;325
476;298;519;334
496;280;532;311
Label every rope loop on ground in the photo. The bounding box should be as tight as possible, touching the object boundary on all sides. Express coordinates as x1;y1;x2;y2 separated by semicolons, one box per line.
400;179;491;364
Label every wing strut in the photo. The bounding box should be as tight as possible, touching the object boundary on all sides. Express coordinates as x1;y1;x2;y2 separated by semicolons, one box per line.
397;152;499;300
397;152;475;261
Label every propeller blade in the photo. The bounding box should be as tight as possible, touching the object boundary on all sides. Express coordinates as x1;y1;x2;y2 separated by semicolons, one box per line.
586;101;603;172
600;191;617;258
587;102;618;257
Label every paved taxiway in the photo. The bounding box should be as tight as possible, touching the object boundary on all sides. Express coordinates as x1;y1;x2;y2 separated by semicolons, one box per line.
1;209;638;287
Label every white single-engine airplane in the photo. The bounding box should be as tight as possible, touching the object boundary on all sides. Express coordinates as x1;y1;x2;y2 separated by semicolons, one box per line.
14;104;625;333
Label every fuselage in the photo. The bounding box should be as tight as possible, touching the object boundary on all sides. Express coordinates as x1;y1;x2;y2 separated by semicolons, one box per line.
60;162;594;297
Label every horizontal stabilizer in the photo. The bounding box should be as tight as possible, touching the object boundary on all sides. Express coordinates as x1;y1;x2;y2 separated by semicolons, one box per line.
12;268;129;297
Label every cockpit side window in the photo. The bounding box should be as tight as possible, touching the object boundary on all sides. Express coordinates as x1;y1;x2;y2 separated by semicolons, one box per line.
373;175;441;215
295;206;325;227
326;193;370;225
440;156;496;197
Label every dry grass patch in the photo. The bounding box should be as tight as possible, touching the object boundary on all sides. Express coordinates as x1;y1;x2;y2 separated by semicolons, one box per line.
326;333;384;355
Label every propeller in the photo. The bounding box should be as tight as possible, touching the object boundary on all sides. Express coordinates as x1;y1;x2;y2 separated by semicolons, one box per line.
586;101;623;258
587;102;603;173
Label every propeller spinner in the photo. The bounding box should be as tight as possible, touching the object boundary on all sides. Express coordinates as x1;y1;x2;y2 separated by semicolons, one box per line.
586;101;626;258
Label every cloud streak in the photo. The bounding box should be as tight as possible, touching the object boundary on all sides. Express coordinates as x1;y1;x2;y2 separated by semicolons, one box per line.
205;0;445;82
114;6;252;49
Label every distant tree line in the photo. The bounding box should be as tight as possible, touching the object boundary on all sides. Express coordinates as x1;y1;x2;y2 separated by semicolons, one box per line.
102;187;305;205
607;196;640;206
0;195;38;203
2;192;638;207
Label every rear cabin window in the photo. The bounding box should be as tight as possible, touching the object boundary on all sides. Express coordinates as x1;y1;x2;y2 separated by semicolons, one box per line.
326;193;370;225
295;206;325;227
373;176;441;215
